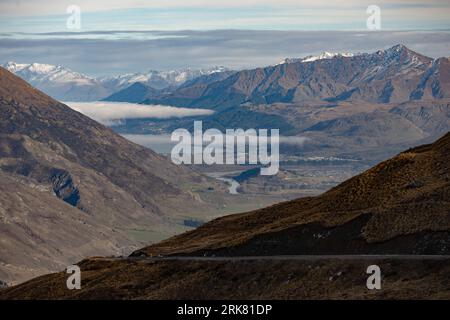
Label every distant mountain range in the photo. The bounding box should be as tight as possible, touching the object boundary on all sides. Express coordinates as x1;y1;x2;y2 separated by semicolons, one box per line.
2;61;110;101
9;45;446;107
103;69;236;103
1;61;231;101
99;66;231;92
142;45;450;108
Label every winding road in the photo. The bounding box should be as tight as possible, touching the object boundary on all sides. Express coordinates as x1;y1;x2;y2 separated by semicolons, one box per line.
124;255;450;262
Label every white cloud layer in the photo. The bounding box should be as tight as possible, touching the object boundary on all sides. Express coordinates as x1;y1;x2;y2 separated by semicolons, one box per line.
66;101;214;125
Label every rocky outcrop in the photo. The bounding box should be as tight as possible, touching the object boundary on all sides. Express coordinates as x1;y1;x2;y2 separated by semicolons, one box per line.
0;281;8;290
50;169;80;207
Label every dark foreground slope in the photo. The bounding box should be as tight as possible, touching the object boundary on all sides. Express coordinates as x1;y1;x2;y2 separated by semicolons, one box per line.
0;67;227;284
1;133;449;299
2;257;450;299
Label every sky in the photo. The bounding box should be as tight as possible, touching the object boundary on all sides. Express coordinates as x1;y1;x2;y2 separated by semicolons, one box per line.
2;0;450;32
0;0;449;76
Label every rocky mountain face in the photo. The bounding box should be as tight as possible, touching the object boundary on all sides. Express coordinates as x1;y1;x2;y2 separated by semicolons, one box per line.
2;132;449;299
0;67;225;284
286;99;450;158
0;280;7;289
144;45;448;109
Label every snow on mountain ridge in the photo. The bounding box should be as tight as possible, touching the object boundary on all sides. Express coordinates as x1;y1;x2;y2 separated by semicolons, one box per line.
3;61;97;85
99;66;230;90
2;61;109;101
301;51;355;62
2;61;231;101
277;51;357;65
3;45;435;103
3;62;229;87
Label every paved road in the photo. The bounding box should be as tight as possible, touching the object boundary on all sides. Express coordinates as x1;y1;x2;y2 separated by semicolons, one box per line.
125;254;450;262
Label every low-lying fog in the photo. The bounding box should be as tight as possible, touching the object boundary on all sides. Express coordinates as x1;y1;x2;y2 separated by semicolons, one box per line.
65;101;214;126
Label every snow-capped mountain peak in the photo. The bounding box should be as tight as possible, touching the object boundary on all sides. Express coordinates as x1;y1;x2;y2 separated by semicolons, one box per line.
2;61;106;101
2;61;96;85
373;44;432;71
28;62;60;74
3;61;30;73
300;51;355;62
99;66;230;90
4;61;60;75
2;61;231;101
277;51;356;65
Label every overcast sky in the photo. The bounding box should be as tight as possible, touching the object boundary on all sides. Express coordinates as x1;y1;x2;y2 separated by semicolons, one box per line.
2;0;450;31
0;1;449;76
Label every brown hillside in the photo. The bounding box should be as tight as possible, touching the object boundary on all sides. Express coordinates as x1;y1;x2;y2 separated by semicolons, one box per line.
0;67;226;284
134;132;450;256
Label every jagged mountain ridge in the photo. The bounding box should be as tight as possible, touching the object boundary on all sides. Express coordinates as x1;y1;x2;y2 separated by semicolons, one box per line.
277;51;356;65
143;45;449;109
99;66;230;92
6;45;446;106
